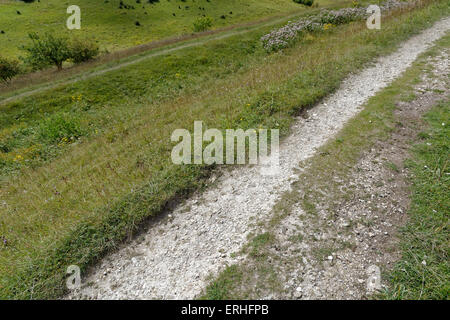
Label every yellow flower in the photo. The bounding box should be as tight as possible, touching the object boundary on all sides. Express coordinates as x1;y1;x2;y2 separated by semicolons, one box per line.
323;23;333;31
175;73;181;78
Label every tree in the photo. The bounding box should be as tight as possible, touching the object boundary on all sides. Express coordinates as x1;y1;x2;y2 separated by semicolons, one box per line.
22;33;71;71
0;57;20;83
68;38;100;64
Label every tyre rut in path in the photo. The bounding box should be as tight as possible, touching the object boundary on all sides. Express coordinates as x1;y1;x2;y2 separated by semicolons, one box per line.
68;18;450;300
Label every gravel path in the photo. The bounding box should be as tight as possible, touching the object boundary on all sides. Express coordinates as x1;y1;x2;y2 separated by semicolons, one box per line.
68;17;450;300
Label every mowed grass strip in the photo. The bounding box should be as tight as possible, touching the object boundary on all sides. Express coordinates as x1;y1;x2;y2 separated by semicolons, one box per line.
0;0;449;299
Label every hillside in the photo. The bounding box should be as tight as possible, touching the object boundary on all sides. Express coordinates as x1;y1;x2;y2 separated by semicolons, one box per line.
0;0;315;58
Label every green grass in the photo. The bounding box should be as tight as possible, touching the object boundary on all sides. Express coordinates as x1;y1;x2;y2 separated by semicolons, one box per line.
0;0;448;299
385;100;449;300
0;0;316;59
200;265;244;300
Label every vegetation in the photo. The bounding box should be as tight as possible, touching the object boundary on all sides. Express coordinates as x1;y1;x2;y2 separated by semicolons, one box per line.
0;57;19;83
68;38;100;64
21;33;72;70
262;0;415;51
0;0;315;59
20;33;99;71
386;100;449;299
293;0;315;6
193;16;213;32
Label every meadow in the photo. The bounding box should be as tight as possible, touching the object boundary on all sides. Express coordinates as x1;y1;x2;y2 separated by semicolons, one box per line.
0;0;314;59
0;0;448;299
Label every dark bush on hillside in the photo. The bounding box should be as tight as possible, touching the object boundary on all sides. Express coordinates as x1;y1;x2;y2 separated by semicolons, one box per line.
0;57;20;83
68;38;100;64
21;33;71;70
293;0;314;6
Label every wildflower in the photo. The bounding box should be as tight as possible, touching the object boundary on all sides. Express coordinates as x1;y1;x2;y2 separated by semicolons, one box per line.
175;73;181;78
260;0;413;51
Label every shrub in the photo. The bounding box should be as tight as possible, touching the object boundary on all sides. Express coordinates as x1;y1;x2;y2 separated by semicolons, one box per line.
293;0;314;6
38;113;84;143
193;16;213;32
0;57;20;83
21;33;71;70
68;38;100;64
262;0;416;51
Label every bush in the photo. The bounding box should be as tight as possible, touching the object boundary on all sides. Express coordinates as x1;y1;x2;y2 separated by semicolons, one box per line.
21;33;100;70
68;38;100;64
193;16;213;32
21;33;71;70
38;113;84;143
0;57;20;83
293;0;314;6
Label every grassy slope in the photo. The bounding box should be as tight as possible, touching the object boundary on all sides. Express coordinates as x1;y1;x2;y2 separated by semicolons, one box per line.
0;0;448;299
0;0;311;59
385;100;449;299
0;1;350;100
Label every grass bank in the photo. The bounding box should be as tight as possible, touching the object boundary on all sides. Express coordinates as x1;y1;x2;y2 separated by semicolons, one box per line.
384;99;449;299
0;0;448;299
